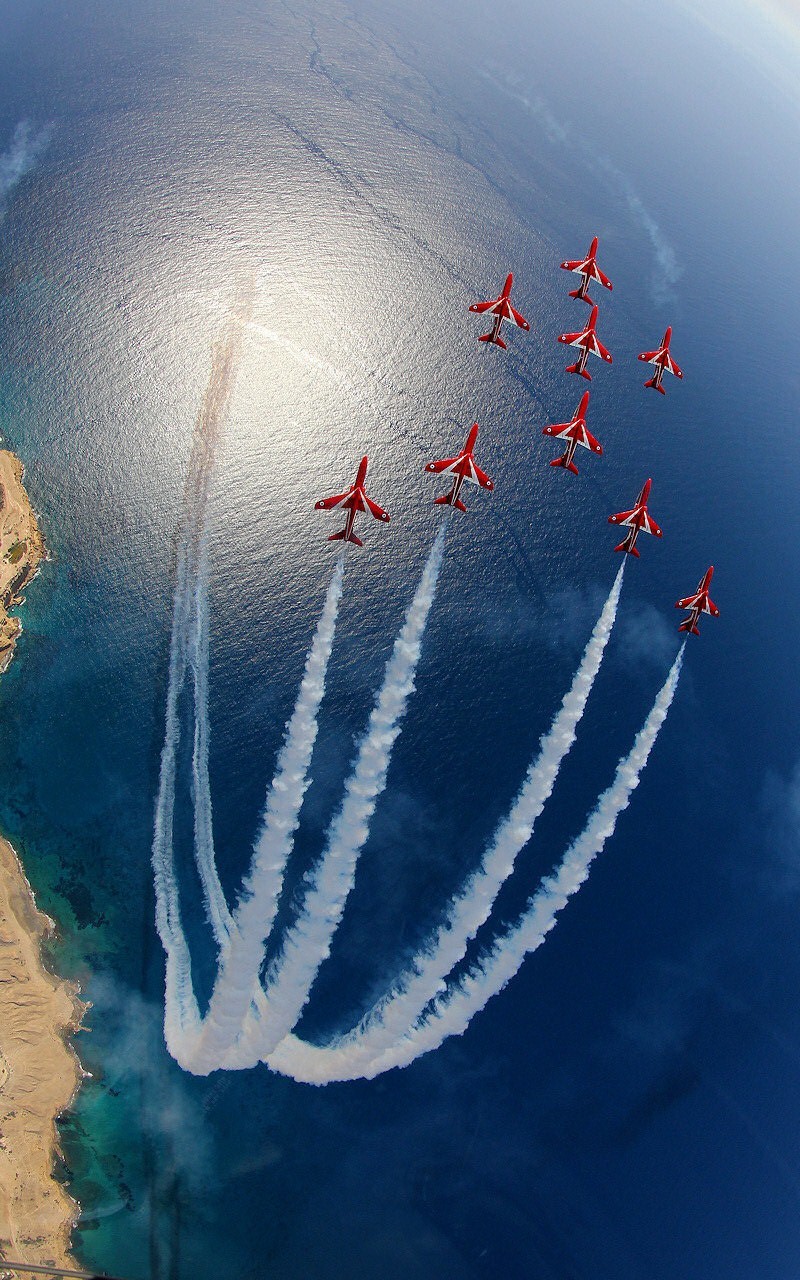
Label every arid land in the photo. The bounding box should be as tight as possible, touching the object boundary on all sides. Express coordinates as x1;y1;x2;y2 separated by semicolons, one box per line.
0;450;84;1268
0;451;45;675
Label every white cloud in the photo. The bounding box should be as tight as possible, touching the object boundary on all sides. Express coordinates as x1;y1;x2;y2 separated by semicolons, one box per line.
0;120;52;219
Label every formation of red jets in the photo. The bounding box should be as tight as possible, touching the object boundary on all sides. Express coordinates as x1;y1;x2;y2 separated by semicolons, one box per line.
315;236;718;637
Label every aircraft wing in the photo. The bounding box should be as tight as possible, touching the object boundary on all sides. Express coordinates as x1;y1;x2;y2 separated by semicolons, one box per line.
542;420;574;441
425;456;460;475
594;336;613;363
364;495;390;522
580;425;603;455
471;461;494;490
560;258;584;271
666;352;683;378
469;299;499;314
638;348;661;365
595;265;613;290
558;328;585;346
641;510;663;537
676;591;718;615
315;488;353;511
508;304;530;330
608;506;636;528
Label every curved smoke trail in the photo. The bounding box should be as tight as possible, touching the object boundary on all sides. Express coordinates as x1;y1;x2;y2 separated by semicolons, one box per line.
152;540;204;1052
154;300;678;1086
151;293;253;1057
180;555;346;1073
189;534;234;946
220;521;450;1069
266;644;686;1083
247;561;625;1076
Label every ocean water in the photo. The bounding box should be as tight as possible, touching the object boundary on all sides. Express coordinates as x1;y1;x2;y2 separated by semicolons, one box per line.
1;0;800;1276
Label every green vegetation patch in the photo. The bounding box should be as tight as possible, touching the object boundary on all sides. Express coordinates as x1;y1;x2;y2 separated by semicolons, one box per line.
4;541;26;565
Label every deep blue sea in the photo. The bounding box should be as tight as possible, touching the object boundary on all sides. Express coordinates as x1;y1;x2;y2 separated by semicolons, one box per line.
1;1;800;1276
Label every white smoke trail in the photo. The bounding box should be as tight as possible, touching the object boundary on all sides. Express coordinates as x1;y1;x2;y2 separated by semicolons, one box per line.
222;522;449;1069
0;120;52;217
257;561;625;1077
189;535;234;946
152;300;252;1058
478;71;682;300
267;644;685;1082
151;541;204;1053
182;556;346;1073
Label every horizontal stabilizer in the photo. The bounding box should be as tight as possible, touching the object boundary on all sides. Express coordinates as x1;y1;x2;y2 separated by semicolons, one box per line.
678;619;700;635
434;495;468;512
551;457;579;475
329;530;363;547
645;377;666;395
566;362;592;380
615;539;639;557
479;333;507;349
569;288;593;304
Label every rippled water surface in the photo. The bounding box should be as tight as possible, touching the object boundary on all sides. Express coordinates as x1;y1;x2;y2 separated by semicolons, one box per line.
1;1;800;1276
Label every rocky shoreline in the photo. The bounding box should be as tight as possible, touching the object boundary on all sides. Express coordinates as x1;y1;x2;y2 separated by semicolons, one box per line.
0;838;84;1269
0;450;84;1269
0;451;45;675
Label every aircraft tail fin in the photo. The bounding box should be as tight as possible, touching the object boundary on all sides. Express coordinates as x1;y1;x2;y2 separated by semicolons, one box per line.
479;333;507;350
550;457;579;475
614;539;639;557
644;376;666;395
678;619;700;635
329;530;363;547
434;495;468;512
568;288;592;304
566;362;592;380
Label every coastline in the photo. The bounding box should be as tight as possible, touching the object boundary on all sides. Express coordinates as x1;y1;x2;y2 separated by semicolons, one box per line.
0;837;84;1269
0;449;84;1267
0;450;45;676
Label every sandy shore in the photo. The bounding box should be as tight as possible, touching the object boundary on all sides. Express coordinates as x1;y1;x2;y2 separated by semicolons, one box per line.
0;838;84;1268
0;450;45;676
0;450;84;1267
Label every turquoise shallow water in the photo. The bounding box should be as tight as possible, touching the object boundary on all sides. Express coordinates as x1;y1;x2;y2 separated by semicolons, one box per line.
1;0;800;1276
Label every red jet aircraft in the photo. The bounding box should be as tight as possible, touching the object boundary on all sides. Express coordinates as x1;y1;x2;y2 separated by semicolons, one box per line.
425;423;494;512
558;305;612;380
542;391;602;475
638;326;683;394
608;478;662;557
560;236;613;304
675;566;719;635
469;273;530;350
314;456;390;547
